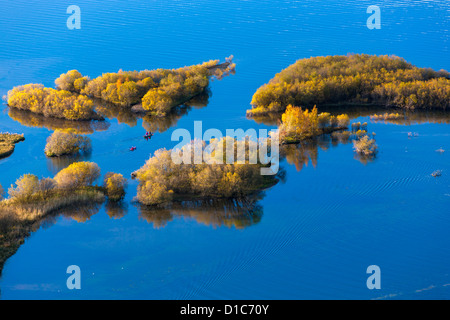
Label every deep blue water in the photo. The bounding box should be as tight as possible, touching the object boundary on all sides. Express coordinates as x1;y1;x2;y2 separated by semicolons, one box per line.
0;0;449;299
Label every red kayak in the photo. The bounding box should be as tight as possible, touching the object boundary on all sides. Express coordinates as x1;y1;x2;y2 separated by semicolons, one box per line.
130;146;137;151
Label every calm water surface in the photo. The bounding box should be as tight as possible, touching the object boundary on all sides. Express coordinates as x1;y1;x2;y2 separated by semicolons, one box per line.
0;0;449;299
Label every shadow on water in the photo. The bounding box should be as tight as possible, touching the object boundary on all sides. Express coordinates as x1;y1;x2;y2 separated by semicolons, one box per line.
250;105;450;126
105;200;128;220
95;89;211;133
0;201;102;282
280;129;376;170
7;107;111;134
5;89;210;135
46;152;92;175
137;194;265;229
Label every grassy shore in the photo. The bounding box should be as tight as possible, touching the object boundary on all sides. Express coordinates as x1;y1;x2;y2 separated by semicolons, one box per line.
0;133;25;159
0;188;105;219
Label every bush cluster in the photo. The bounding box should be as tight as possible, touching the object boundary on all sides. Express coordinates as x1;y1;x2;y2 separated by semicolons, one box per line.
248;54;450;116
279;105;350;142
44;131;91;157
2;162;126;208
133;138;279;206
7;84;99;120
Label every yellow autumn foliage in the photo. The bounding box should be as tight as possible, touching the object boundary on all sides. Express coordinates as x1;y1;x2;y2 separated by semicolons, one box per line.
248;54;450;117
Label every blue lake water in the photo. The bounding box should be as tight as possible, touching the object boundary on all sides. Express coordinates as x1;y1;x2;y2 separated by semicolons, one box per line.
0;0;449;299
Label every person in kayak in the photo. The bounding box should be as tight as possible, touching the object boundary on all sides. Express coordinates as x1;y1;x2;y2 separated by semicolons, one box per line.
144;131;153;139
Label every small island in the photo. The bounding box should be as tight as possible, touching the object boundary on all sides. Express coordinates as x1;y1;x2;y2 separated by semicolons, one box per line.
44;131;91;157
6;57;235;121
0;162;126;219
247;54;450;117
277;105;378;161
0;133;25;159
0;162;127;275
279;105;350;143
132;139;282;206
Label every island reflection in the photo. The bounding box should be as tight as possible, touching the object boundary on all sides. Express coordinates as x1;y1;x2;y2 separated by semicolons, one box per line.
250;105;450;126
95;89;210;133
137;195;264;229
46;152;92;175
7;90;210;136
253;106;450;169
7;107;111;135
0;202;102;277
279;128;377;170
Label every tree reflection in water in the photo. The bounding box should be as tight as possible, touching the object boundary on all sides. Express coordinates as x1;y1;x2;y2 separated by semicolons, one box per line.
252;105;447;170
8;107;110;134
280;129;358;171
7;89;210;136
105;200;128;220
95;90;210;133
0;202;102;278
138;194;264;229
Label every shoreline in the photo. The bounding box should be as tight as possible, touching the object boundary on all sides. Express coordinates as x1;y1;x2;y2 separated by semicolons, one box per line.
0;133;25;159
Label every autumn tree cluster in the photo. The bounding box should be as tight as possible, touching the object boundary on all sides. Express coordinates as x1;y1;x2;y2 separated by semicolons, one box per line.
370;112;403;121
6;57;235;120
353;135;378;157
44;131;91;157
78;58;234;116
133;139;279;206
2;162;125;205
279;105;350;143
103;172;127;201
248;54;450;116
6;84;99;120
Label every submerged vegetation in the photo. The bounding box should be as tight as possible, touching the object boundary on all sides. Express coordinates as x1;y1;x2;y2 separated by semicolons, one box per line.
44;131;91;157
247;54;450;117
0;133;25;159
6;57;235;121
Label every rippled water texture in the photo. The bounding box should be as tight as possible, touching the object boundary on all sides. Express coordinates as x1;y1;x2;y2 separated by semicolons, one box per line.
0;0;449;299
